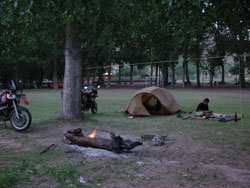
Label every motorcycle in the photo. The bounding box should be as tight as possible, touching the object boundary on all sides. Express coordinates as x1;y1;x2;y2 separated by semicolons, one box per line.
0;80;32;131
61;85;100;114
81;85;100;113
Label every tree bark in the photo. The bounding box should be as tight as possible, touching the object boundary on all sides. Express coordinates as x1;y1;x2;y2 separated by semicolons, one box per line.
53;59;58;89
221;63;225;84
183;48;190;83
171;63;175;89
182;57;185;88
164;64;169;87
209;68;214;88
155;64;159;85
185;61;190;83
150;63;153;86
130;64;133;84
239;53;246;88
60;21;82;120
196;49;201;87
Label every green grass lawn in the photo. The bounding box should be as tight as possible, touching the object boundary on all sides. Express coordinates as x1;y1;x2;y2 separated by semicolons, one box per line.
0;88;250;188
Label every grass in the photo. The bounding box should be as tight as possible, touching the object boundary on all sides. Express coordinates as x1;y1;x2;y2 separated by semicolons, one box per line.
0;87;250;187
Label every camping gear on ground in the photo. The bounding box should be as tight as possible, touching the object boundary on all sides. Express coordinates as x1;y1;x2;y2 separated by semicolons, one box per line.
183;112;241;122
152;135;164;146
0;80;32;131
125;86;181;116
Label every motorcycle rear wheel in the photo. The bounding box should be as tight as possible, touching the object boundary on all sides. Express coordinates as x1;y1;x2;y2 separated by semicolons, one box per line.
10;108;32;132
91;102;98;114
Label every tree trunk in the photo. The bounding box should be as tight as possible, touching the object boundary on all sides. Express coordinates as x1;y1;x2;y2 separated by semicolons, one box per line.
150;63;153;86
165;64;168;87
130;64;133;84
60;21;82;120
239;53;246;88
182;56;185;88
183;48;190;83
106;65;111;88
97;68;104;85
185;61;190;83
209;69;214;88
195;49;201;87
40;66;44;86
53;59;58;89
171;63;175;89
86;70;90;85
118;65;121;84
221;63;225;84
155;64;159;85
196;60;200;87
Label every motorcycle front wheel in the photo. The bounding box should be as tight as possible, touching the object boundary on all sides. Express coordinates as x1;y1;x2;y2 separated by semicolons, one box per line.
10;107;32;132
91;102;98;114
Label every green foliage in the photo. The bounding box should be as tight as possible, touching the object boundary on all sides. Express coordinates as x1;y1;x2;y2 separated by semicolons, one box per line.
45;163;79;182
0;170;16;188
0;0;249;81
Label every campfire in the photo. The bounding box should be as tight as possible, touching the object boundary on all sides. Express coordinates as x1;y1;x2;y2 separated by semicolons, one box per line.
64;128;142;153
87;129;96;138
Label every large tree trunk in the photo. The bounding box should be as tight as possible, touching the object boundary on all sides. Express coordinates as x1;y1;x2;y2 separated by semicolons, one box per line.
130;64;133;84
171;63;175;89
53;58;58;89
150;63;153;86
60;21;82;120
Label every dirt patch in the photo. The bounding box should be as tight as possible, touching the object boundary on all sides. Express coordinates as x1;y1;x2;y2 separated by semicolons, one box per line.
205;164;250;186
1;120;250;188
66;145;128;159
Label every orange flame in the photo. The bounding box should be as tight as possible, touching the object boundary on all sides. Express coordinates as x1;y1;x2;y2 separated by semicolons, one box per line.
87;129;96;138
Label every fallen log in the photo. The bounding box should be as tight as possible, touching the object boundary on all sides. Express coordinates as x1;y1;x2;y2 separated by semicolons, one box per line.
64;129;142;153
64;133;113;151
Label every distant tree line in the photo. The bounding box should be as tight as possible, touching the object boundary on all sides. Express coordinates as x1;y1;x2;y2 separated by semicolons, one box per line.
0;0;249;119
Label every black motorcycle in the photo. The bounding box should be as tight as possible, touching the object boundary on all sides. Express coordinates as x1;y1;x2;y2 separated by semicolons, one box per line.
61;85;100;114
81;85;100;113
0;80;32;131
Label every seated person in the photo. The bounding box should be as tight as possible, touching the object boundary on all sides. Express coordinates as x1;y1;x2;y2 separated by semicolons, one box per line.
196;98;210;112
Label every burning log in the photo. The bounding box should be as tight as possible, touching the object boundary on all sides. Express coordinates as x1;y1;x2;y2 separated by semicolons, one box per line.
64;129;142;153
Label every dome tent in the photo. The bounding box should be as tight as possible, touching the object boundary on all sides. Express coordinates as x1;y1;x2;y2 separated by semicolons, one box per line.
125;86;181;116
